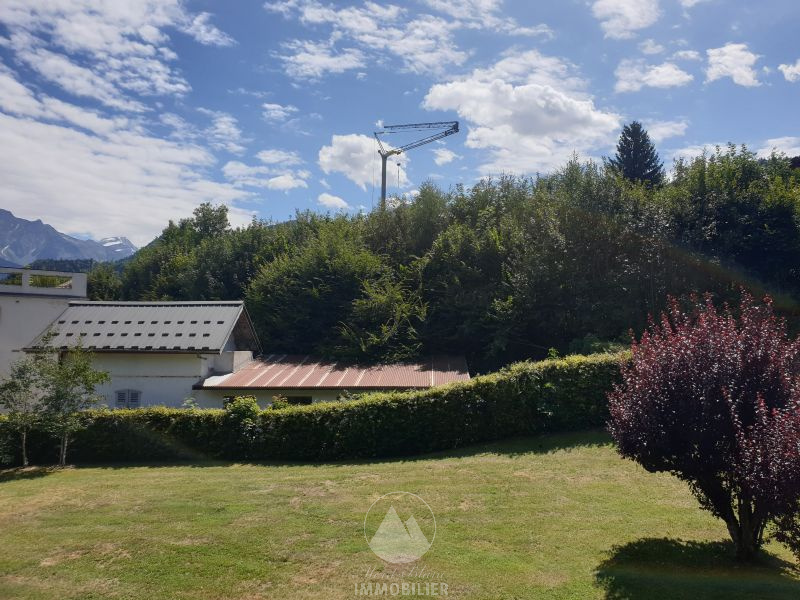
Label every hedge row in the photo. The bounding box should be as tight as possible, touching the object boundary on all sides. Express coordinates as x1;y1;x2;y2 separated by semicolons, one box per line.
0;353;624;465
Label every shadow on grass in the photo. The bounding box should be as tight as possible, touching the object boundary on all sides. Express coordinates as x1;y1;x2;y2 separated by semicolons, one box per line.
2;430;613;472
0;466;61;483
595;538;800;600
404;429;612;462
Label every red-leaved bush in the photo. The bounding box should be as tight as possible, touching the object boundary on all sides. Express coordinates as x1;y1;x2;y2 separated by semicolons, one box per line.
608;292;800;561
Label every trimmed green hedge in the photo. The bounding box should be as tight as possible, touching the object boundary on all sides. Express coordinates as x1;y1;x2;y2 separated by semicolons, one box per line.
0;353;624;465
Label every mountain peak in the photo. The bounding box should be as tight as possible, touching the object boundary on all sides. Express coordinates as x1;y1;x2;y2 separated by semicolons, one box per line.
0;211;137;266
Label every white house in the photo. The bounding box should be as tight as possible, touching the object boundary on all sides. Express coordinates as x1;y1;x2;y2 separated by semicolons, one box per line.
24;299;470;408
0;267;87;377
25;300;261;409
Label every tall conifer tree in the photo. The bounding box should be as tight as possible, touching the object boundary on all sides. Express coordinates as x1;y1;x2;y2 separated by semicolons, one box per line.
608;121;664;185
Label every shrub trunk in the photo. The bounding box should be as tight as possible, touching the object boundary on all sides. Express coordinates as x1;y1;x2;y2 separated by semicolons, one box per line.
722;497;766;561
58;434;69;467
20;430;28;468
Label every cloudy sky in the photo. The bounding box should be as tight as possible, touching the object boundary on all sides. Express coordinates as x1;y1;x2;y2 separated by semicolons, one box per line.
0;0;798;246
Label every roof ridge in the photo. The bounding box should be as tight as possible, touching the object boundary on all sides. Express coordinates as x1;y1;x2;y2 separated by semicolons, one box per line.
69;300;244;306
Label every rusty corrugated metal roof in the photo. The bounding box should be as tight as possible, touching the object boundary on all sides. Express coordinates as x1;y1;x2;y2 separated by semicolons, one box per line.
200;354;470;389
25;301;260;353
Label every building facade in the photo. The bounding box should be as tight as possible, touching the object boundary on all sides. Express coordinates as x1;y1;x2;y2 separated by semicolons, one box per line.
0;267;87;377
24;299;471;408
25;300;261;409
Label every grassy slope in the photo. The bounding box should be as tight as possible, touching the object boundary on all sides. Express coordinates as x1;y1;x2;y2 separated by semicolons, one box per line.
0;432;797;600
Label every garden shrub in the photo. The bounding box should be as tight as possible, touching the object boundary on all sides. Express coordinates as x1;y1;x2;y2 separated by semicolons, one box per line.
0;352;623;465
608;292;800;561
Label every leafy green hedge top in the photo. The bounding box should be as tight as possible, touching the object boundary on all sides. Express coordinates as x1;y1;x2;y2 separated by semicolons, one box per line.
0;353;625;465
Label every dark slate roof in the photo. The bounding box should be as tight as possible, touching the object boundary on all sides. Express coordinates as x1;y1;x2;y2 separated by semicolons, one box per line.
25;301;261;354
199;354;470;389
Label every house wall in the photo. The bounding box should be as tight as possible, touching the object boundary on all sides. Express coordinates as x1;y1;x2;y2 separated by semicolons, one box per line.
91;351;259;408
0;294;77;377
0;268;87;377
92;353;215;408
211;350;253;375
193;388;364;408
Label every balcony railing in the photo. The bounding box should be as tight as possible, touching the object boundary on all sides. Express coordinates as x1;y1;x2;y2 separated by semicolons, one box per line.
0;267;87;297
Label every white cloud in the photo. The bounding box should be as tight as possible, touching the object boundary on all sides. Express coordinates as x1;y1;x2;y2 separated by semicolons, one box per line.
423;49;621;174
262;102;299;121
256;149;303;165
0;1;232;111
639;39;664;54
615;59;693;92
421;0;553;37
222;160;309;191
644;119;689;142
11;40;147;112
275;39;366;79
265;173;310;190
756;137;800;158
198;108;247;154
706;43;760;87
318;192;350;210
666;142;724;164
0;62;129;136
433;148;461;165
591;0;661;39
672;49;701;61
0;108;252;246
319;133;408;190
679;0;710;7
778;59;800;82
0;61;49;117
184;12;235;46
268;1;470;77
0;5;256;247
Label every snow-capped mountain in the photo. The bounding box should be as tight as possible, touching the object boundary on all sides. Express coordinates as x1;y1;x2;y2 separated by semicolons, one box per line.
99;236;138;258
0;209;137;266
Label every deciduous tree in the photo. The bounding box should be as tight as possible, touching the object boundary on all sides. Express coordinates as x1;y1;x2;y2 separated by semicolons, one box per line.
608;292;800;561
0;355;46;466
39;342;109;466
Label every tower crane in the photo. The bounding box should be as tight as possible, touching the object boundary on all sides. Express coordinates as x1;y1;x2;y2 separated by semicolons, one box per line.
374;121;459;210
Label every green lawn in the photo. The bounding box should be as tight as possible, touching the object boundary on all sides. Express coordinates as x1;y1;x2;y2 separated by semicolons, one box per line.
0;431;797;599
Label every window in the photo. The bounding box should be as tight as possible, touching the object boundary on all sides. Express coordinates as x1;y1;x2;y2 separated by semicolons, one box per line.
115;389;141;409
286;396;313;406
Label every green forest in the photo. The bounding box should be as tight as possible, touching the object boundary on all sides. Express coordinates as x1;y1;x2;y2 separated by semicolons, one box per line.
84;141;800;373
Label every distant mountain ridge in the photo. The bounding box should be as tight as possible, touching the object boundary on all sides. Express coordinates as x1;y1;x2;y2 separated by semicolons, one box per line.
0;209;136;266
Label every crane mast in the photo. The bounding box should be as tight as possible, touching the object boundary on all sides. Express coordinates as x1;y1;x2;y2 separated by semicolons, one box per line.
374;121;459;210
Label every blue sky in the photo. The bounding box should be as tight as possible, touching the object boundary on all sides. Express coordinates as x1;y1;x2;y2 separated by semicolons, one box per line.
0;0;798;246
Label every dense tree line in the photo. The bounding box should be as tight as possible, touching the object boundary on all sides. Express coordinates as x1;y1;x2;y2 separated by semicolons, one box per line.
26;258;97;272
88;144;800;372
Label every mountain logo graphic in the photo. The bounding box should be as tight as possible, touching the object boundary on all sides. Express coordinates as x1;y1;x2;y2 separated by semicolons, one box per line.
364;492;436;563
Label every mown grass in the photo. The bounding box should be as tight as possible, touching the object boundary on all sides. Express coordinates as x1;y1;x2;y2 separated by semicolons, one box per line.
0;431;797;599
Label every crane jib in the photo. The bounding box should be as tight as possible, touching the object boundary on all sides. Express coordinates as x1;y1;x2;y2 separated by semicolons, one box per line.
372;121;460;210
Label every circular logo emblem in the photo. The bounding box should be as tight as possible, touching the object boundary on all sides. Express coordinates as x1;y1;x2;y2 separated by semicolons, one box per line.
364;491;436;564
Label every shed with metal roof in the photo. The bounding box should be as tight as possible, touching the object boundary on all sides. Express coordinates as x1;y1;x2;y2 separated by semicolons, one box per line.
197;354;470;404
